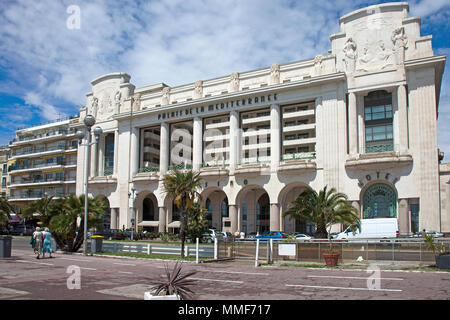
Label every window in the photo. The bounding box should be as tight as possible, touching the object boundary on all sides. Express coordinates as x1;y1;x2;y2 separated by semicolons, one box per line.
285;121;296;127
365;125;393;142
363;183;397;218
285;134;297;140
364;91;393;152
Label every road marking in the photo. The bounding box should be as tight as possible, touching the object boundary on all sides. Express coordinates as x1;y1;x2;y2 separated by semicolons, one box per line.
206;270;270;276
189;277;243;284
118;271;133;274
80;267;97;271
60;257;92;262
286;284;402;292
113;262;136;266
307;275;404;281
16;260;54;266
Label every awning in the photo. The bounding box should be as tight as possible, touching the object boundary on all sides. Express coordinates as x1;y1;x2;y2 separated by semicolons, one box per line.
167;221;181;228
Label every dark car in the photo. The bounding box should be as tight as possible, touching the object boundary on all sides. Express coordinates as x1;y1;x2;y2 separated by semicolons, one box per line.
10;225;34;236
94;229;126;240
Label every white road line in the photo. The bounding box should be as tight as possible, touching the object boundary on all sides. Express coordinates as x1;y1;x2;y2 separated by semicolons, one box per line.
16;260;54;266
80;267;97;271
60;257;92;262
189;277;243;284
113;262;136;266
118;271;133;274
307;275;403;281
207;270;270;276
286;284;402;292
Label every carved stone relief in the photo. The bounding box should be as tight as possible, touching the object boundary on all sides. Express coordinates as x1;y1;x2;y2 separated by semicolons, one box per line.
269;64;280;85
114;90;121;114
342;38;357;73
194;80;203;99
313;55;323;76
391;27;408;65
161;87;170;105
90;96;98;118
229;72;239;92
356;39;394;72
132;93;141;111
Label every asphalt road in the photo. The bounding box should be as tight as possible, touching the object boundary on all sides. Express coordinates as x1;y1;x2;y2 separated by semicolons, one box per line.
0;237;449;301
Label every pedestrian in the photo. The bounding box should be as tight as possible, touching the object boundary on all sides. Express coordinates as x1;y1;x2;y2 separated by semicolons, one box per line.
42;227;53;258
29;233;36;253
33;227;43;259
422;228;427;238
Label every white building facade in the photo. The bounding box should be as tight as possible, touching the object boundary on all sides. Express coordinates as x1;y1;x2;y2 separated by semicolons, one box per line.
75;2;448;235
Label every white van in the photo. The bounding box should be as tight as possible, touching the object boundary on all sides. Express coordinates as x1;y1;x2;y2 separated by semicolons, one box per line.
334;218;399;239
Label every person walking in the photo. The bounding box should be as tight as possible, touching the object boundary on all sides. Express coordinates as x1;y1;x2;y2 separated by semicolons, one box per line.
42;227;53;258
33;227;43;259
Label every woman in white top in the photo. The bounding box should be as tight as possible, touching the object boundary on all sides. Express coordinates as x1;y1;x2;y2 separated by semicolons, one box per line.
33;227;44;259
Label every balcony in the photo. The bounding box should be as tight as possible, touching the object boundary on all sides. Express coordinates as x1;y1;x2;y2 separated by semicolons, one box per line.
200;161;230;177
282;109;315;119
346;144;413;170
10;145;77;160
235;156;271;176
9;177;76;188
133;166;159;182
11;130;77;146
8;161;77;174
279;152;317;173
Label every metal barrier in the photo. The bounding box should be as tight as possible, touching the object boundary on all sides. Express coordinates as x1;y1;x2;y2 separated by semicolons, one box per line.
87;241;214;258
231;239;450;264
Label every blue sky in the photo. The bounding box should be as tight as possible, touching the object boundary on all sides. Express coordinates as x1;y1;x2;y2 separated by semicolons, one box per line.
0;0;449;160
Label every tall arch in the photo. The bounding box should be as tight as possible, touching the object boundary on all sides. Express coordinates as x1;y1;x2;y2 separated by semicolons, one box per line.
236;185;269;235
278;182;312;234
200;187;228;230
362;183;397;219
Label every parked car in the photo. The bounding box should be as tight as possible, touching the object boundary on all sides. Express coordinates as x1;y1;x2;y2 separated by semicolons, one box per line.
221;231;233;241
246;232;258;239
201;233;214;243
98;229;126;240
208;229;223;240
9;225;34;236
293;233;313;240
426;230;444;238
256;231;289;240
0;228;10;235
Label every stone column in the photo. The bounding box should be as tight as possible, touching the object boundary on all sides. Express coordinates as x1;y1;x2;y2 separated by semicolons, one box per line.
397;85;409;153
270;104;281;170
110;208;118;229
113;130;119;175
351;201;361;219
229;110;239;172
130;128;139;176
348;92;358;156
98;134;105;176
90;137;98;177
229;204;238;234
160;122;169;175
398;199;409;235
193;117;203;171
270;203;280;231
158;207;167;233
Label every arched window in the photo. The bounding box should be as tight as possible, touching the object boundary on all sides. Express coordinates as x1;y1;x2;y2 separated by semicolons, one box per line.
143;197;155;221
257;194;270;233
363;183;397;218
206;198;213;227
221;198;229;218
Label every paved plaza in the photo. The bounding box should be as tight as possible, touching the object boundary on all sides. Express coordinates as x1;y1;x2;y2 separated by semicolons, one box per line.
0;238;449;300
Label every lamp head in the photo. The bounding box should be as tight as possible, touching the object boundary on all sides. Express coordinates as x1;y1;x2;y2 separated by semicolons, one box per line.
84;114;96;127
93;126;103;142
76;130;85;145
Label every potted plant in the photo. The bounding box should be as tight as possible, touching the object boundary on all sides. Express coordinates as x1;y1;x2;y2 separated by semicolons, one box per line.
424;234;450;269
145;261;197;300
283;186;360;267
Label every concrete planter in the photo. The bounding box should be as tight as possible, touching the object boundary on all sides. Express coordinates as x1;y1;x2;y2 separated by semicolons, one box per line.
323;253;340;267
0;236;12;258
435;254;450;269
144;292;180;300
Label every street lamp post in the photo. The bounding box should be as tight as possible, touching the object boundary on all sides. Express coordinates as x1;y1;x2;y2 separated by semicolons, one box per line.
76;115;102;256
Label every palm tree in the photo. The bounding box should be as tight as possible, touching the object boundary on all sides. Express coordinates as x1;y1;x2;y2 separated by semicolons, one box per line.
0;197;21;229
283;186;360;248
49;194;106;252
22;194;55;226
163;169;202;258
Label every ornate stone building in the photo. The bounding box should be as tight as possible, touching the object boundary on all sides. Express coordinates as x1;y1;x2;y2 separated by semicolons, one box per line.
74;2;448;235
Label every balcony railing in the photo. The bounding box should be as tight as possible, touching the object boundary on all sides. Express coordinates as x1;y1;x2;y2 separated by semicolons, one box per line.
364;143;395;154
103;168;114;176
281;152;316;161
138;166;159;173
240;156;271;165
11;144;73;157
201;160;230;168
168;163;193;171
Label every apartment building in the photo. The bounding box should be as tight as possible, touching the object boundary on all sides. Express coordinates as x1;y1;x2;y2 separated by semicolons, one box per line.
7;118;79;207
0;146;9;199
74;3;448;235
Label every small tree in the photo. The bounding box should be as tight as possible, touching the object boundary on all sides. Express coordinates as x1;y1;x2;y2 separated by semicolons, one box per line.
186;202;209;242
283;186;360;252
48;195;106;252
0;197;21;230
22;195;55;226
163;169;202;258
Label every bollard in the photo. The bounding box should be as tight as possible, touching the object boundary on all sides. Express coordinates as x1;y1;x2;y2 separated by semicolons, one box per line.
255;239;260;267
196;238;199;264
214;238;218;260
